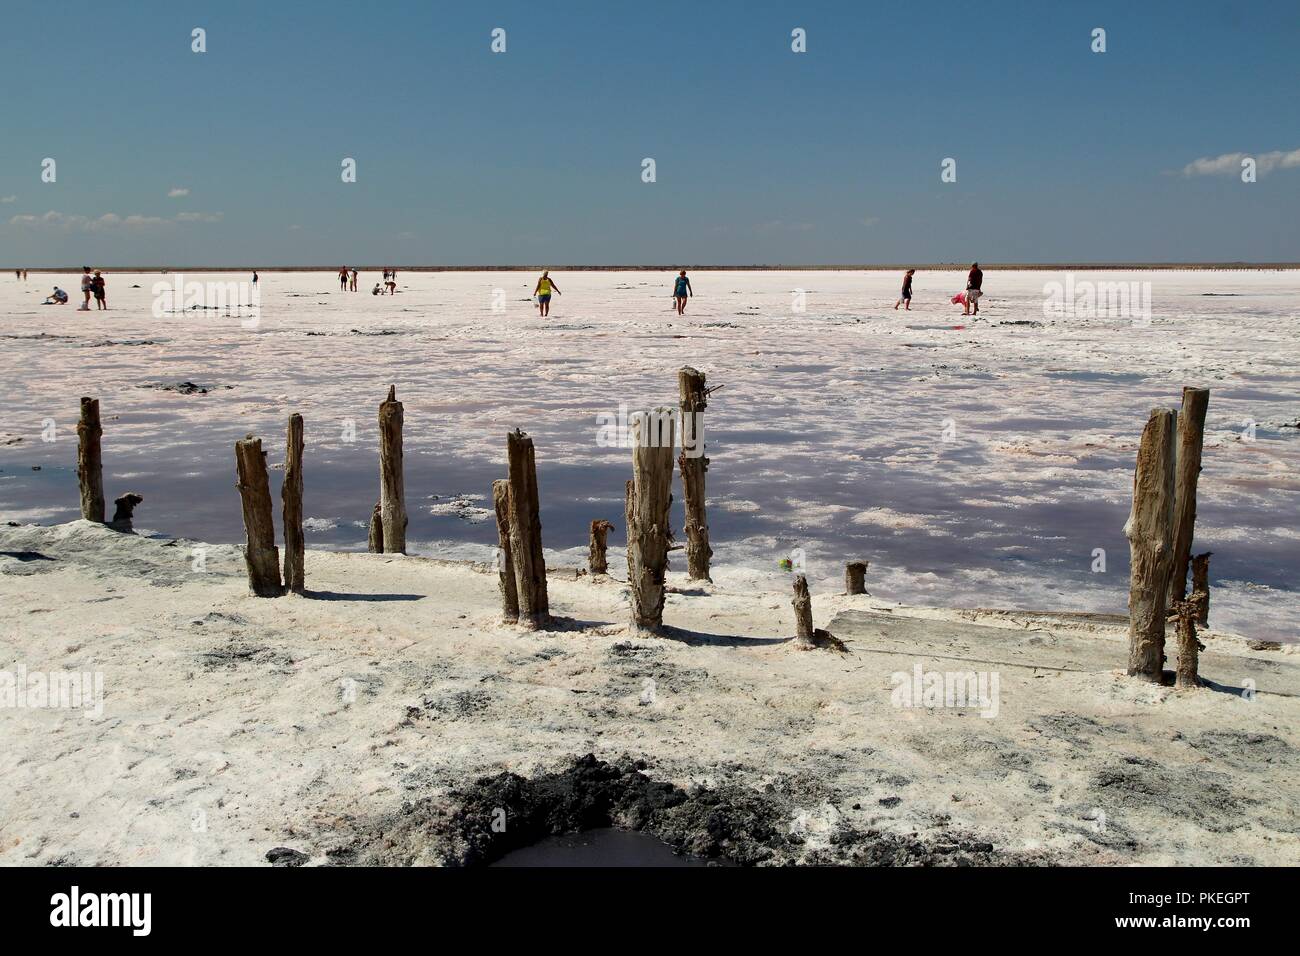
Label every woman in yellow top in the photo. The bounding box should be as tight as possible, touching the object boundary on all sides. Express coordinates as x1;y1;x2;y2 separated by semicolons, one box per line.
533;270;561;317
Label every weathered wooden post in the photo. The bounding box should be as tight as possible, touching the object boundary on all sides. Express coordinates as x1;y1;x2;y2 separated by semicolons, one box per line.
1168;387;1209;606
1191;552;1212;626
493;479;519;623
282;413;305;593
792;574;816;648
506;429;548;626
1125;407;1177;682
378;385;407;554
626;409;676;631
367;502;383;553
108;493;143;533
235;435;283;597
845;561;868;595
588;519;614;576
678;367;712;580
1171;599;1204;690
76;397;105;523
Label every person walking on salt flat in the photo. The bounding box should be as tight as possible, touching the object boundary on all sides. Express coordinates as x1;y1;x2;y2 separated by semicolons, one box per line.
533;270;560;317
894;269;914;311
673;270;692;314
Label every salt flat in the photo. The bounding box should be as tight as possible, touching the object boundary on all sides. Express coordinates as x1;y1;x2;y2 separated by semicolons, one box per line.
1;269;1297;640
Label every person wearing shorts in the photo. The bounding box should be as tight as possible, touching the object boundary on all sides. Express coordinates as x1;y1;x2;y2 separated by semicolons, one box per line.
533;270;560;317
79;267;93;310
964;262;983;316
894;269;914;311
92;270;107;310
673;270;692;314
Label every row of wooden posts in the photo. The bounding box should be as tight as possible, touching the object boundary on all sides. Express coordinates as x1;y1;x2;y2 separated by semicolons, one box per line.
73;368;864;642
72;379;1213;669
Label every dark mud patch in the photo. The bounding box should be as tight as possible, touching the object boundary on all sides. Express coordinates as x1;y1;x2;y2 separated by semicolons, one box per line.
198;642;295;672
347;754;1040;867
83;339;168;348
265;847;310;867
1189;730;1296;769
1028;712;1129;749
138;381;233;395
603;642;711;695
1089;756;1246;833
403;688;492;723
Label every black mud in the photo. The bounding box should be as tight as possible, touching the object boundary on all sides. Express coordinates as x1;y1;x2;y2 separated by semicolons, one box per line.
345;754;1041;867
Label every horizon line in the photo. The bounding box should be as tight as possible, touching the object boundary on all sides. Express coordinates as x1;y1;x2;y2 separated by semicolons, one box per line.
6;262;1300;273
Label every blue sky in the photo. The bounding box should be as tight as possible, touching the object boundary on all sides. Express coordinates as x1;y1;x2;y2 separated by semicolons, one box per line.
1;0;1297;265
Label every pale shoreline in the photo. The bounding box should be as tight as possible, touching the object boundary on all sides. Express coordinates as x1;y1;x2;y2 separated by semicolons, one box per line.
1;520;1296;866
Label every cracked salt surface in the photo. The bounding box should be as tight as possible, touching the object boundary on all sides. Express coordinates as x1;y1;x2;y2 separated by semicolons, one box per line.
0;269;1295;640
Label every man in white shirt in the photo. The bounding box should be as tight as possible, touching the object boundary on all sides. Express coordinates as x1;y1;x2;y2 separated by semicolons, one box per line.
79;267;93;310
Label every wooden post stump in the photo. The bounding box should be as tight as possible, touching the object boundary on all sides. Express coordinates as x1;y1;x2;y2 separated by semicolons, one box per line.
108;493;143;533
792;574;816;648
626;409;676;631
1124;407;1177;682
506;429;548;626
367;502;383;553
1191;552;1212;627
1172;599;1204;690
493;479;519;623
76;397;105;523
235;436;283;597
845;561;868;595
378;385;407;554
678;367;712;581
588;519;614;576
1168;387;1209;606
282;413;305;593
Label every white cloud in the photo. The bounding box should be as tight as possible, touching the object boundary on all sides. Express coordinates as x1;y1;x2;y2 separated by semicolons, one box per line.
167;187;190;198
1181;147;1300;177
7;210;222;231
